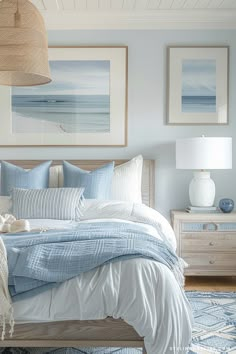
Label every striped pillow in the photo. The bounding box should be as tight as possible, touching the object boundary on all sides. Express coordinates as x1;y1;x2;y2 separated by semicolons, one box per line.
12;188;84;220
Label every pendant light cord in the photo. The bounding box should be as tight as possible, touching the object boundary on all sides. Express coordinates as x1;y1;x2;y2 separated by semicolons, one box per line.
15;0;21;27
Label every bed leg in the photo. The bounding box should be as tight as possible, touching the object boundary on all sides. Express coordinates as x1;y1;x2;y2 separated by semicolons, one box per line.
143;346;147;354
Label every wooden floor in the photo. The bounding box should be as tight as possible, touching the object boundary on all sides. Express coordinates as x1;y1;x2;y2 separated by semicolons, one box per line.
185;276;236;291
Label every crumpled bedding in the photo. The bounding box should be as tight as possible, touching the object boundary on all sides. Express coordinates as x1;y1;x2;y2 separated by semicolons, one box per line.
13;257;192;354
80;200;177;250
4;220;184;301
9;202;193;354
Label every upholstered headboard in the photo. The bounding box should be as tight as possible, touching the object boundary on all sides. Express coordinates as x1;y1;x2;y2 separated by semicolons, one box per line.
5;160;155;208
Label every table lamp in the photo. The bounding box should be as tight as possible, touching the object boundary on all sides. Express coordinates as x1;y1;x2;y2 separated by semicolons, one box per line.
176;137;232;207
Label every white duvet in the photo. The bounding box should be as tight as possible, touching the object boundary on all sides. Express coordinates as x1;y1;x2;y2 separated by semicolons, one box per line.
13;202;193;354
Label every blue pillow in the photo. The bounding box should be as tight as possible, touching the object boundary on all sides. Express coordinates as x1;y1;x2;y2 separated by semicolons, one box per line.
63;161;114;199
1;161;52;196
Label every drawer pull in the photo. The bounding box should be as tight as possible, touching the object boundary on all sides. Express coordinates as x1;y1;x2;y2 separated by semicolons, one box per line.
209;260;215;264
209;242;214;246
203;223;219;231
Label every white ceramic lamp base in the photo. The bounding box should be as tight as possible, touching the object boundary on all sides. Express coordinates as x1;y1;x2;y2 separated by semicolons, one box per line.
189;171;215;207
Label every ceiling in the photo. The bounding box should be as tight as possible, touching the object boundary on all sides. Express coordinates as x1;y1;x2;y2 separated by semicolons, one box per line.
31;0;236;30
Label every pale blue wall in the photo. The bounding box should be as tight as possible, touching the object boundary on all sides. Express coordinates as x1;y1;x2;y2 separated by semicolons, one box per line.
1;30;236;218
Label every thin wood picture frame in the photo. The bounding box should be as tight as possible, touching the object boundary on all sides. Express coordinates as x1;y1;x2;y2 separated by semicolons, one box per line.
167;46;229;125
0;46;128;146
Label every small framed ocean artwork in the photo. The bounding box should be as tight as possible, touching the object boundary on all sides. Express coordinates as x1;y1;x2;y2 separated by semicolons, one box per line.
167;46;229;125
0;46;127;146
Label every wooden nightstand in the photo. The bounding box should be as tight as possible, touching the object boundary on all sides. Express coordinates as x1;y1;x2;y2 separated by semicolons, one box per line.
171;210;236;276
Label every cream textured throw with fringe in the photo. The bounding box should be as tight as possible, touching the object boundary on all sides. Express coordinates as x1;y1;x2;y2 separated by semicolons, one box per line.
0;237;14;340
0;214;30;234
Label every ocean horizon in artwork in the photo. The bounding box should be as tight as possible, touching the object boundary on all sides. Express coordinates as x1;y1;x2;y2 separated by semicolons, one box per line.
12;94;110;133
182;59;216;113
182;95;216;113
12;60;110;134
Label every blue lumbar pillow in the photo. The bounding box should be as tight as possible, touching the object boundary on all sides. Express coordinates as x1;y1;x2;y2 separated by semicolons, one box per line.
63;160;114;199
1;160;52;196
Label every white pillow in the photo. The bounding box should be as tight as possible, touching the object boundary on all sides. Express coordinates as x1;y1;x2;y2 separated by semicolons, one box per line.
81;199;134;220
0;196;11;214
111;155;143;203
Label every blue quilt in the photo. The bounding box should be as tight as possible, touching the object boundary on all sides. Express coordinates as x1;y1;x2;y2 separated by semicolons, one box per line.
2;221;182;301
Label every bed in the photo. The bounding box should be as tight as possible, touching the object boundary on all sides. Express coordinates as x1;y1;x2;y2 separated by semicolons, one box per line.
0;159;193;354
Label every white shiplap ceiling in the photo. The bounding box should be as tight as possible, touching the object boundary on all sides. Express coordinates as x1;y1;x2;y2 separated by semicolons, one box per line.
31;0;236;29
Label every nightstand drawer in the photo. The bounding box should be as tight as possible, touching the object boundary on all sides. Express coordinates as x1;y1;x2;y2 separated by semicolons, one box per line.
183;252;236;270
182;222;236;232
181;233;236;252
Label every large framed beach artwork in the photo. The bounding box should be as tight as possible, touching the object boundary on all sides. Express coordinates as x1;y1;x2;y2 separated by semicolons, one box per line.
0;46;127;146
167;46;229;125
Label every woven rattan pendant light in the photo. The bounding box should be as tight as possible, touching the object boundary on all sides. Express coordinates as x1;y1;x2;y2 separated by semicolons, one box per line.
0;0;51;86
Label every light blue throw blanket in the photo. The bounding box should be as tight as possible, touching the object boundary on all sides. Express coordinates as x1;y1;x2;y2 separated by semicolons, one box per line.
2;221;183;301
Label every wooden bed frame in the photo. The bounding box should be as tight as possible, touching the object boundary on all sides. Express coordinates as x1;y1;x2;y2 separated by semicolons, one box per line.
1;159;155;353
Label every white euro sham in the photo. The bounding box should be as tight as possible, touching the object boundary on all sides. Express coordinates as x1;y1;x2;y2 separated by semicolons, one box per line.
111;155;143;203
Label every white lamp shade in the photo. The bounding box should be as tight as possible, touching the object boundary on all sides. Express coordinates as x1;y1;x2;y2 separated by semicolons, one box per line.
176;137;232;170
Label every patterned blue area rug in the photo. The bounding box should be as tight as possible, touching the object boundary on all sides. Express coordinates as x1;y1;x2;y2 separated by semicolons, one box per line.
187;291;236;354
0;292;235;354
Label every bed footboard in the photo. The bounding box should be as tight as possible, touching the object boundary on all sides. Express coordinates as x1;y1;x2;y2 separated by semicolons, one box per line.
1;318;146;352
